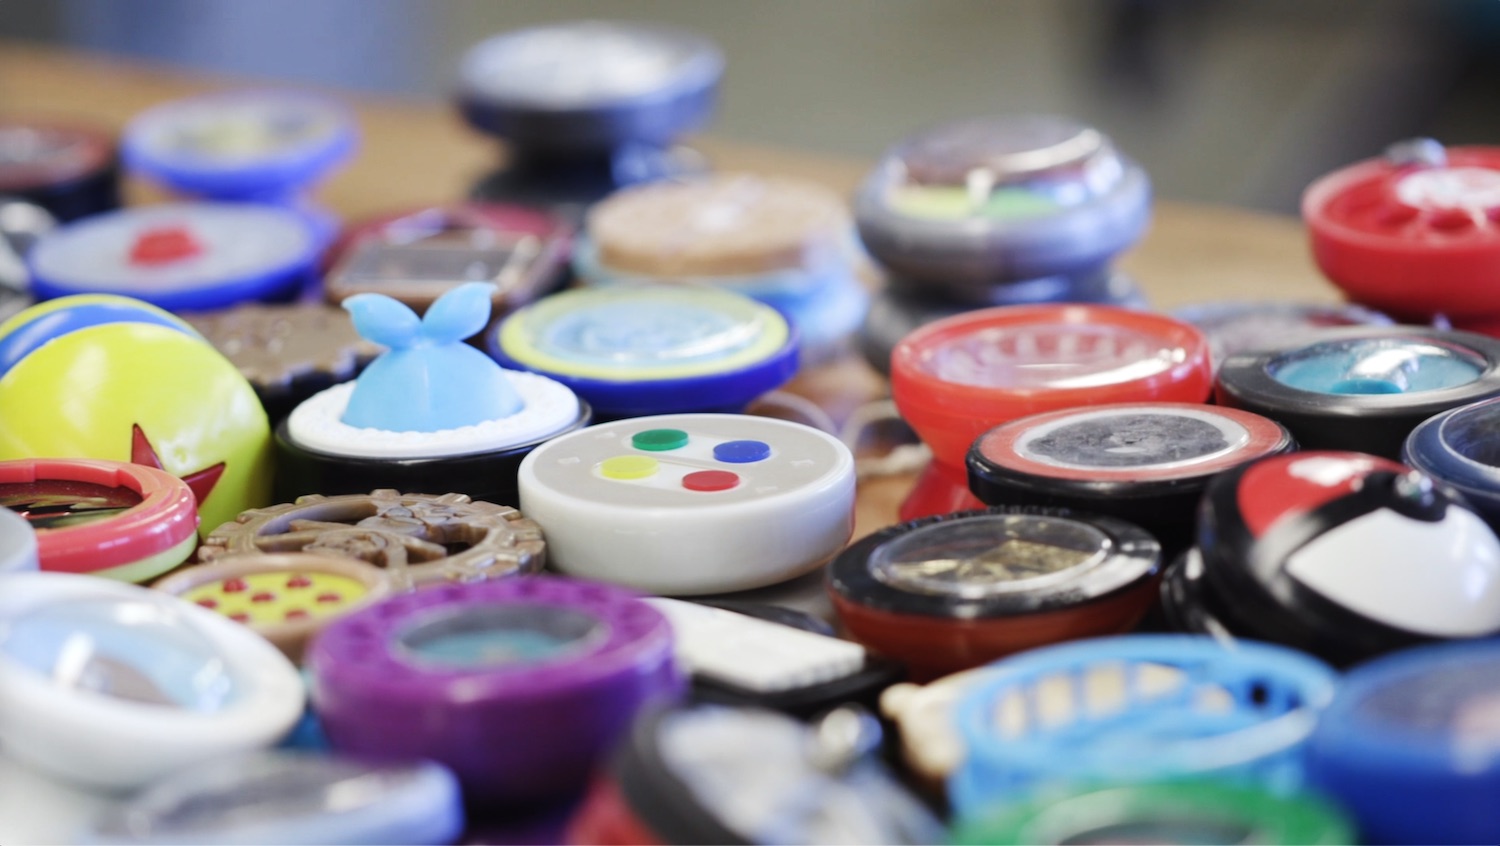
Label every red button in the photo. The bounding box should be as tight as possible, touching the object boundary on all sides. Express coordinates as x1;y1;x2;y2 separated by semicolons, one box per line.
682;470;740;492
129;225;203;266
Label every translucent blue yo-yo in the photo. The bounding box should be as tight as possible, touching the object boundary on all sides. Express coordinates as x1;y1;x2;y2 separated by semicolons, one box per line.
1307;639;1500;845
123;90;355;200
123;90;356;244
1404;395;1500;529
78;752;464;846
946;634;1338;822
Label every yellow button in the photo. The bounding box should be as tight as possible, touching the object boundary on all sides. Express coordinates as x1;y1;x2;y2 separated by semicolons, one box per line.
599;455;659;480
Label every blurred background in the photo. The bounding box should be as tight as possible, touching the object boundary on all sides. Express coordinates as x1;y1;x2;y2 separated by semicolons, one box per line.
2;0;1498;213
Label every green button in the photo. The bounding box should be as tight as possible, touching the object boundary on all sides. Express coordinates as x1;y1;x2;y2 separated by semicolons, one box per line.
631;428;689;451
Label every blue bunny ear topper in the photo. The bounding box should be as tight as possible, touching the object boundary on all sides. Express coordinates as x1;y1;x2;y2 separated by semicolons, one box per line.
341;282;523;432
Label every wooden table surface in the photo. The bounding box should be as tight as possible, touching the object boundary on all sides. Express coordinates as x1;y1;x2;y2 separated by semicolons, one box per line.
0;41;1340;541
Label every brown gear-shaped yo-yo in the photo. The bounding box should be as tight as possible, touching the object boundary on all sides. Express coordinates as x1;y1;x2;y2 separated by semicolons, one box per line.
198;490;545;588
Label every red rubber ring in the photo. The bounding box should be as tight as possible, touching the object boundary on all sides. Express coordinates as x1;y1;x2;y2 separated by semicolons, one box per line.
0;457;198;576
974;402;1290;484
890;305;1212;472
1305;147;1500;320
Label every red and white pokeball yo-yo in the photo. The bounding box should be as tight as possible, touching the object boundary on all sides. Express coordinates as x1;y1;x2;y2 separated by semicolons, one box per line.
890;304;1214;520
1305;139;1500;326
1165;451;1500;666
518;413;856;595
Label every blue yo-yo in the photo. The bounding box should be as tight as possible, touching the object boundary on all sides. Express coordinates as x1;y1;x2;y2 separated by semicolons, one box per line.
1216;327;1500;458
855;115;1151;299
577;173;869;365
458;20;722;210
25;203;320;312
1306;640;1500;845
492;284;798;419
276;282;588;505
946;634;1338;822
79;752;464;846
123;90;355;243
1404;396;1500;529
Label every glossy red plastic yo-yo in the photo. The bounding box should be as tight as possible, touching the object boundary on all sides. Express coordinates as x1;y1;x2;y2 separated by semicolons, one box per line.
1305;140;1500;322
889;304;1213;518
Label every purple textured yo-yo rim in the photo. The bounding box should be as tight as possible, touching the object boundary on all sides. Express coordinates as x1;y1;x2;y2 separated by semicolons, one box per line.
309;576;674;705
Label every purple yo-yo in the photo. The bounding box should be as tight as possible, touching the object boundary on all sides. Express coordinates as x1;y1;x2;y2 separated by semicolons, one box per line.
307;576;681;803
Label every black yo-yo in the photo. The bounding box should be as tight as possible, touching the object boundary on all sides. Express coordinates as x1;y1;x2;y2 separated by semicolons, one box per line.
968;402;1294;556
1215;326;1500;459
458;20;722;213
1163;450;1500;666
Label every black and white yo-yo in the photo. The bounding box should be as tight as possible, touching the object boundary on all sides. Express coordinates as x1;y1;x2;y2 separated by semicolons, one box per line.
1164;450;1500;666
967;402;1295;555
1215;326;1500;459
457;20;723;212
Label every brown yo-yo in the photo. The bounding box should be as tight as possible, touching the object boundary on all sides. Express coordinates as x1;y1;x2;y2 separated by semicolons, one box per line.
198;490;545;588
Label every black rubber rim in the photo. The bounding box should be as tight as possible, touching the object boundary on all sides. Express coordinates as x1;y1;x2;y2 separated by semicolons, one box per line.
827;506;1160;619
1215;327;1500;459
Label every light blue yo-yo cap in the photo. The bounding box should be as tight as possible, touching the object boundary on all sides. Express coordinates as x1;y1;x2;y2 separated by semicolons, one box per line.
342;282;523;431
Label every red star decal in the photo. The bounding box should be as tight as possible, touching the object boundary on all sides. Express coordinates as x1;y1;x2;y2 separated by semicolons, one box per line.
131;424;225;506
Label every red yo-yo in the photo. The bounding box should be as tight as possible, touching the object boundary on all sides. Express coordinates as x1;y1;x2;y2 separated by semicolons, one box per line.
0;457;198;582
1305;139;1500;325
889;304;1213;519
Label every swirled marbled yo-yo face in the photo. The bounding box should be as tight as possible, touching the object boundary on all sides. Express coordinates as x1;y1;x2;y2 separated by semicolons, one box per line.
198;490;544;589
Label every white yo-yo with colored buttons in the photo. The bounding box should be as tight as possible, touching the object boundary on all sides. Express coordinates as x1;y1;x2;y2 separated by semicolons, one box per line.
518;413;856;594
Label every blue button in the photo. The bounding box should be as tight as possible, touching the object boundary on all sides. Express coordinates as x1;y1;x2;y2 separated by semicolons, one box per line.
714;439;771;463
